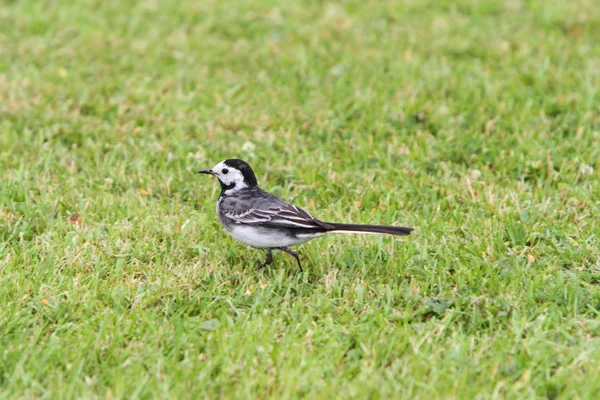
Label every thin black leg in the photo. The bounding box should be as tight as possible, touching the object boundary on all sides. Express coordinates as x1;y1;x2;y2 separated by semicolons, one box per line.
278;247;303;273
256;249;273;270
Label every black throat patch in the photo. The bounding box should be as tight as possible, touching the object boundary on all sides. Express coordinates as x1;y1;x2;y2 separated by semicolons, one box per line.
219;181;236;194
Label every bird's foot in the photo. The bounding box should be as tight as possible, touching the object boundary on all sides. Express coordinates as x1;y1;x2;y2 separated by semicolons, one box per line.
278;247;304;273
255;249;273;270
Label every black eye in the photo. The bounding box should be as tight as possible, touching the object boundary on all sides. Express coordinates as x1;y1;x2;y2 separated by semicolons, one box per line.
222;168;229;174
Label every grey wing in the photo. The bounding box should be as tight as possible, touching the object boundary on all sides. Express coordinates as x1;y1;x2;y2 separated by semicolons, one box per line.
225;202;334;230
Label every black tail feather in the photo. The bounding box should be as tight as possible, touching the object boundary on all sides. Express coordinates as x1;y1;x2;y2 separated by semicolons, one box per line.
326;223;414;236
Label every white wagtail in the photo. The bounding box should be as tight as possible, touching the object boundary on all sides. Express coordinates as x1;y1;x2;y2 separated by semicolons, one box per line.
199;159;413;272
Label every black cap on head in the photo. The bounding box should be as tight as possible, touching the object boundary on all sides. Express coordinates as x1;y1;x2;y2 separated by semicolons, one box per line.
224;159;258;187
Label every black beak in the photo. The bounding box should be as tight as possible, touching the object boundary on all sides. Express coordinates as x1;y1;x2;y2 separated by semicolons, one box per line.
198;169;214;175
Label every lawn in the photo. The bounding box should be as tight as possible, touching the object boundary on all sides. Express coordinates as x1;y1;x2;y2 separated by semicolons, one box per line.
1;0;600;398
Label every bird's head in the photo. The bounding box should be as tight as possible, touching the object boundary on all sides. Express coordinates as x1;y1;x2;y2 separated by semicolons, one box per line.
199;159;258;194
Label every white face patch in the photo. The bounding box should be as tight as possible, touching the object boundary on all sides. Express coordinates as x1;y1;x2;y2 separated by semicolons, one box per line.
211;161;248;194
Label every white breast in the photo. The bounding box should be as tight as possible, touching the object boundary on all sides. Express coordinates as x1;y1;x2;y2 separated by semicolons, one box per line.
227;225;324;248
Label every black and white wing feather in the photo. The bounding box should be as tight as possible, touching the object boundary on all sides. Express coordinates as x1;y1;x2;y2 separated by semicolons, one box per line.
225;203;334;231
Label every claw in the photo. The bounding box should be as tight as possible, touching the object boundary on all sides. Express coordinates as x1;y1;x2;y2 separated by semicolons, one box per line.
256;249;273;270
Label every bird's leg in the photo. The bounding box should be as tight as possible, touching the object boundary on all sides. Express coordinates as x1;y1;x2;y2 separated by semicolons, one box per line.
256;249;273;270
278;247;303;273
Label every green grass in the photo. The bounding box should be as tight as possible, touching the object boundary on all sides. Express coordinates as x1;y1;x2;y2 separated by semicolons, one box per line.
1;0;600;398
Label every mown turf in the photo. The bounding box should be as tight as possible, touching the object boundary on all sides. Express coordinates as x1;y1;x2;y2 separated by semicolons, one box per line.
1;0;600;398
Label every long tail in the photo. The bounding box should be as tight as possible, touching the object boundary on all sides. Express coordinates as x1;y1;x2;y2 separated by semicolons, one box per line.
325;223;414;236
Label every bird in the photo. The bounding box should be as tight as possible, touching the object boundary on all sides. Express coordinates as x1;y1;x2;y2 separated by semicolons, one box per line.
199;159;413;272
